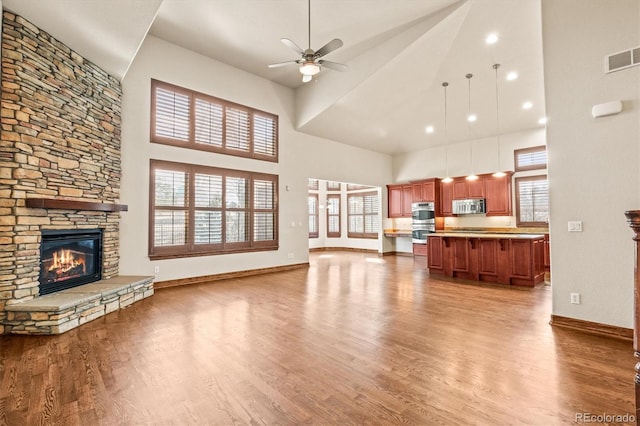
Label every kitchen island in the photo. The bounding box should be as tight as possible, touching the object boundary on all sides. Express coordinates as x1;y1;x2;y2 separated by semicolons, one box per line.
427;233;545;287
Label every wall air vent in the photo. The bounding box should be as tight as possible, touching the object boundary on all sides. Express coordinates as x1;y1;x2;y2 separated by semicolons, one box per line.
605;46;640;73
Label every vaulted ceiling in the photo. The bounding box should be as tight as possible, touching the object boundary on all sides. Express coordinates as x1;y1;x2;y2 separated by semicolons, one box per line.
2;0;546;155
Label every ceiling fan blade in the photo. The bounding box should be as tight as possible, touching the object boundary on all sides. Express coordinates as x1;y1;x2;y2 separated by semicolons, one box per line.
315;38;343;58
281;38;304;55
268;60;300;68
318;60;348;72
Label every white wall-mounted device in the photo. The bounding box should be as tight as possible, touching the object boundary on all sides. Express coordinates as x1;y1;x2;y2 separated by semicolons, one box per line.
592;100;622;118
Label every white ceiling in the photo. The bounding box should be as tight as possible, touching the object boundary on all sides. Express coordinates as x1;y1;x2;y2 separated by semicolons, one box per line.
2;0;546;156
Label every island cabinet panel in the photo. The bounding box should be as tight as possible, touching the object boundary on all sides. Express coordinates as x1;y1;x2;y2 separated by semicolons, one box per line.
451;238;469;272
427;234;545;287
544;234;550;270
478;239;498;278
427;236;443;272
510;239;532;279
484;173;513;216
440;182;454;216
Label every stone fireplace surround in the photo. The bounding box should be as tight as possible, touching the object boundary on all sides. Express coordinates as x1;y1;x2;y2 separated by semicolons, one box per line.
0;12;153;334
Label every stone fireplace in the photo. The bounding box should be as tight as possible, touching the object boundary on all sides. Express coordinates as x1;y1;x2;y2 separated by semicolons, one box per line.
0;12;153;334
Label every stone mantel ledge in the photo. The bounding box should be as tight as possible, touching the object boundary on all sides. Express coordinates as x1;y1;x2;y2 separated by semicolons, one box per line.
4;276;154;335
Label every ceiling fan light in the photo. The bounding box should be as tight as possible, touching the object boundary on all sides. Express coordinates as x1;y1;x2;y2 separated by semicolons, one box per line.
302;74;313;83
299;62;320;76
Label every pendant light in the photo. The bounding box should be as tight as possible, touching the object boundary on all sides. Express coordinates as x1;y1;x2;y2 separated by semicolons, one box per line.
441;82;453;183
492;63;506;178
465;73;478;181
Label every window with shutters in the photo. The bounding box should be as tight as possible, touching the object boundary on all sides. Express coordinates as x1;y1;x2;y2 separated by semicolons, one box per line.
347;191;380;238
308;194;319;238
151;80;278;162
150;160;278;259
515;175;549;227
514;145;547;171
326;181;341;191
326;194;341;238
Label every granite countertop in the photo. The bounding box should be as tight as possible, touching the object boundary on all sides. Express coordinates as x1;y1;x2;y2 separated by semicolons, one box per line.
433;232;545;239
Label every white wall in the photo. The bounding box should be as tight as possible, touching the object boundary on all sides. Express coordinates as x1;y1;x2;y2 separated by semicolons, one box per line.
542;0;640;328
119;35;392;282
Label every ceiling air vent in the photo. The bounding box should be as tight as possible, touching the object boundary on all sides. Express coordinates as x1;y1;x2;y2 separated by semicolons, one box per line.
605;45;640;73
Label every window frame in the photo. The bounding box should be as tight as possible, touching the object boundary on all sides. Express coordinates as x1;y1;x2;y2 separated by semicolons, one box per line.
149;159;278;259
308;193;319;238
347;190;380;239
514;145;547;172
326;194;341;238
515;175;549;227
150;79;279;162
326;181;341;191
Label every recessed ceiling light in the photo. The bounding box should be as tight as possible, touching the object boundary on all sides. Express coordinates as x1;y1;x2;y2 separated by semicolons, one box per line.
522;101;533;109
485;33;498;44
506;72;518;81
467;114;477;122
425;126;434;134
538;117;548;125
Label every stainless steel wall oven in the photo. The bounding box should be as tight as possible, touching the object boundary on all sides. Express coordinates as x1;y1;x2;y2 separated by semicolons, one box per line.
411;202;435;244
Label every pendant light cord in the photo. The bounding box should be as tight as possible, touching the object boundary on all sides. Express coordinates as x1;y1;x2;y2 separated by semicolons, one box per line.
443;82;449;179
308;0;311;49
466;73;474;175
493;64;502;172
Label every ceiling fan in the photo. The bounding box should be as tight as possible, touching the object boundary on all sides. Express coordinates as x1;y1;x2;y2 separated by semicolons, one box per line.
268;0;348;83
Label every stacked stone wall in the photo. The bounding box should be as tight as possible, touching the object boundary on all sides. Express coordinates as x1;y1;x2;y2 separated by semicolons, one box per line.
0;12;123;334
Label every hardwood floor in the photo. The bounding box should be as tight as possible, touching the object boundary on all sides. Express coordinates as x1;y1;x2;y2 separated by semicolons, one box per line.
0;251;634;425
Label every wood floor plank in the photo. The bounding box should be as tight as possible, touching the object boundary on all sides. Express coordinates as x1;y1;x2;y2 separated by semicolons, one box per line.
0;251;634;424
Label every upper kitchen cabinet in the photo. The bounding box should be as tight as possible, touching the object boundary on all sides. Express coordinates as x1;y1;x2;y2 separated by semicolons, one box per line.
440;181;454;216
387;184;413;218
485;172;513;216
411;178;440;202
452;177;485;200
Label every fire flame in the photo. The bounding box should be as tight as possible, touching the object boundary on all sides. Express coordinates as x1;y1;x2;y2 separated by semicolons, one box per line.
49;249;85;275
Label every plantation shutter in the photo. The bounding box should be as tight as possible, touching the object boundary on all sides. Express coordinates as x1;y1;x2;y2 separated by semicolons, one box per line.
515;146;547;171
254;178;276;242
253;114;277;157
194;173;223;245
326;195;340;237
308;194;319;238
225;107;250;152
517;177;549;224
194;98;223;148
154;169;188;247
154;87;190;141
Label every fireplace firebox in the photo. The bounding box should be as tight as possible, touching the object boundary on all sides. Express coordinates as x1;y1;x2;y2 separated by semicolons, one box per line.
39;229;103;295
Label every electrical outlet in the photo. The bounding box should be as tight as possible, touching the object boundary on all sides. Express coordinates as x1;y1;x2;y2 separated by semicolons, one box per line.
570;293;581;304
154;266;160;274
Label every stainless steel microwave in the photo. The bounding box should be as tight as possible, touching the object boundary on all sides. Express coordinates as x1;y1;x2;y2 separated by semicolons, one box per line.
452;199;486;215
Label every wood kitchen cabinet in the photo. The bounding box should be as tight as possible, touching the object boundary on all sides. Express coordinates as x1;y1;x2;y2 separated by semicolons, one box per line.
427;236;443;272
387;184;413;218
544;234;550;271
428;234;545;287
452;180;468;199
484;172;513;216
440;181;454;216
412;178;439;202
468;178;485;198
